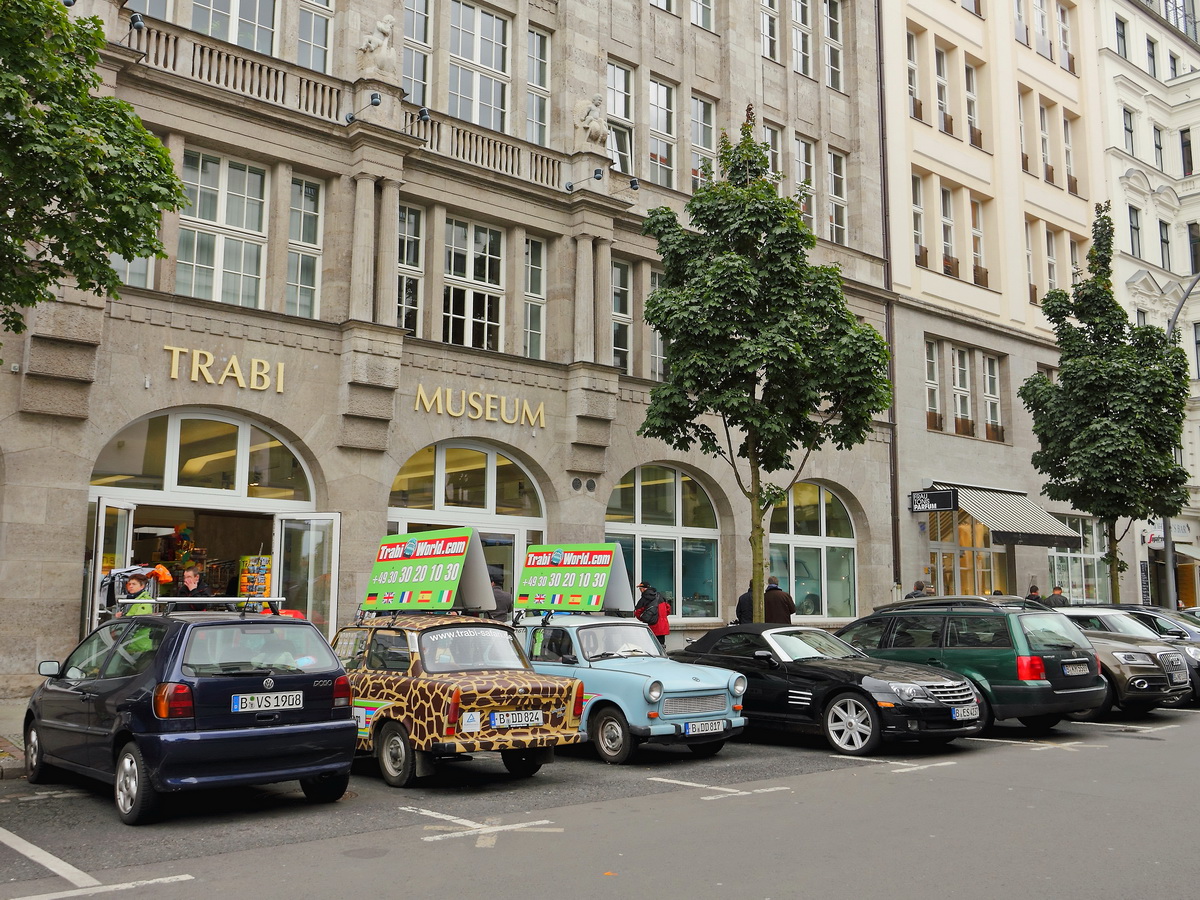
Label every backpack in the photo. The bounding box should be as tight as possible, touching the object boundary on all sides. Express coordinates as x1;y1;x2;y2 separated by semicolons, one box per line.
637;593;660;625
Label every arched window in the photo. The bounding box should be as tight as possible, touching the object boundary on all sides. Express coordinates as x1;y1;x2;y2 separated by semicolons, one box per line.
769;483;857;618
388;443;546;592
604;465;720;619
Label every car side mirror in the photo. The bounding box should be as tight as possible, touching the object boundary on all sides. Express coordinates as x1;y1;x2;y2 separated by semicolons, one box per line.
1166;629;1187;639
753;649;780;668
561;653;578;665
38;660;61;677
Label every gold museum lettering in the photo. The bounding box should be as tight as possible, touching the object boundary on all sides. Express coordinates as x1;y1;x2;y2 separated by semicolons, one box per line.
414;384;545;428
164;345;285;393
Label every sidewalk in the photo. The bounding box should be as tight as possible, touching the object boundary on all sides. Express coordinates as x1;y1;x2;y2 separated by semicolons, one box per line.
0;698;26;779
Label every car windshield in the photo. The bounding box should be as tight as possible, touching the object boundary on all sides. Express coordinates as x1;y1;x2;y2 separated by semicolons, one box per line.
419;626;528;673
770;629;862;661
1089;612;1160;639
1172;609;1200;629
577;624;663;660
181;622;340;675
1019;613;1093;652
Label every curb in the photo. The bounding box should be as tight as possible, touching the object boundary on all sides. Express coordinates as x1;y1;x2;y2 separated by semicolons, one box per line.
0;734;25;780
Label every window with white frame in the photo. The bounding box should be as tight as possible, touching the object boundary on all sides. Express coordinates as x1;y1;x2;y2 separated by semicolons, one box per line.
398;205;423;334
1115;17;1127;58
1014;0;1028;43
526;29;550;146
1046;228;1058;291
764;123;782;192
109;253;152;288
176;149;266;307
796;136;815;229
971;197;985;278
912;174;925;261
983;355;1001;436
1148;37;1158;78
1018;98;1028;170
524;237;545;360
607;62;634;173
925;339;941;426
650;270;668;381
965;63;979;144
1166;1;1196;40
297;0;331;73
1129;205;1142;258
1161;220;1173;271
794;0;813;77
1123;107;1135;155
286;177;322;318
828;150;847;244
650;0;673;9
1033;0;1051;57
907;32;920;118
192;0;274;55
935;48;951;134
403;0;430;106
691;96;715;191
951;346;972;425
940;186;955;272
1025;221;1035;289
1070;237;1081;282
648;79;675;188
762;0;780;61
443;218;503;350
1057;3;1073;70
612;260;632;373
449;0;509;132
1063;115;1076;189
125;0;167;16
1171;51;1180;78
1154;126;1164;170
824;0;843;90
769;482;859;618
1039;104;1051;179
692;0;713;29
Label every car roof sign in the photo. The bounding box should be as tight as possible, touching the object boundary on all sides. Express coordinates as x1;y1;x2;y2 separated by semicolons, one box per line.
513;543;634;613
361;527;495;615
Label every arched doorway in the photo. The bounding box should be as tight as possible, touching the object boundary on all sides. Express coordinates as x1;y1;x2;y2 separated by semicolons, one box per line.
86;409;338;632
768;482;859;618
388;442;547;594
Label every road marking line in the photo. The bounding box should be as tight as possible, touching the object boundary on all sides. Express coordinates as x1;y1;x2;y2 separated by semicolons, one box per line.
420;820;555;842
10;875;194;900
399;806;483;828
647;776;739;792
964;736;1034;744
1069;721;1151;730
1029;741;1106;752
1141;724;1181;733
889;761;958;772
701;786;791;801
0;826;101;888
401;806;558;844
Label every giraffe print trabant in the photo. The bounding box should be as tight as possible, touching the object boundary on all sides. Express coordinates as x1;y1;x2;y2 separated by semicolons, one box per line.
335;614;586;755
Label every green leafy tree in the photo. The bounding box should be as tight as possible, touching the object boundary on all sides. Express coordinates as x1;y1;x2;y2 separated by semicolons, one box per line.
0;0;186;354
1018;203;1189;602
639;109;892;622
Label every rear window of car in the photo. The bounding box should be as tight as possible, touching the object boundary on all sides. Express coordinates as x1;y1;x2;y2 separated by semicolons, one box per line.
181;623;340;675
418;626;528;673
1019;613;1093;652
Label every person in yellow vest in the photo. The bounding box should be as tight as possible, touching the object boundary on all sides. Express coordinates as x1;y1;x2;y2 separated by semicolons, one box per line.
121;573;154;616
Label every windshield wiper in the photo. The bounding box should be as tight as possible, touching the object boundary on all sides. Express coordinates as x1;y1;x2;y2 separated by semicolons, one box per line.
1039;642;1079;650
590;651;622;660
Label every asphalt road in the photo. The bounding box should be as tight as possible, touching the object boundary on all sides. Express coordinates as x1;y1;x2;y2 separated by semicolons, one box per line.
1;710;1197;900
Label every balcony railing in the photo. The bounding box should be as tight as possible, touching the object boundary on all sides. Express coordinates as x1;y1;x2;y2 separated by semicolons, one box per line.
985;422;1005;442
1063;51;1076;74
1044;163;1055;184
970;126;984;149
915;244;929;268
911;96;924;122
131;20;565;190
973;265;989;287
954;417;976;437
1022;152;1031;173
1029;284;1039;304
927;411;944;431
1067;173;1079;195
943;255;960;278
940;111;955;136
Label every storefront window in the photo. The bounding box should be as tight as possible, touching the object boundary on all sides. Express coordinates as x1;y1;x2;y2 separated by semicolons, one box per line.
443;447;487;508
248;426;310;501
605;465;721;618
494;453;542;517
927;509;1006;595
390;446;435;509
92;416;168;490
177;419;238;490
1048;516;1110;603
769;482;859;618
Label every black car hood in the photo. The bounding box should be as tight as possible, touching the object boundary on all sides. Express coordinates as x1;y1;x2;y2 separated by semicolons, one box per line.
788;655;961;684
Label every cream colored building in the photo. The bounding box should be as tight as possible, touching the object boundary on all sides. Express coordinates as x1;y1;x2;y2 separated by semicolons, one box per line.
0;0;899;695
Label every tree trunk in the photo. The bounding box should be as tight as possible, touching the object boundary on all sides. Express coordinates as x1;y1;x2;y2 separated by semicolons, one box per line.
1106;518;1120;603
749;457;765;623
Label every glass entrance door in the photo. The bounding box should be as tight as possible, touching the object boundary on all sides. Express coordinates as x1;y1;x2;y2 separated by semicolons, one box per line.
87;499;137;630
273;513;340;636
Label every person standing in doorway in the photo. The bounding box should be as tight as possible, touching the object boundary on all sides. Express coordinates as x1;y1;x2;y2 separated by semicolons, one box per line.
734;582;754;624
490;574;513;622
763;575;796;623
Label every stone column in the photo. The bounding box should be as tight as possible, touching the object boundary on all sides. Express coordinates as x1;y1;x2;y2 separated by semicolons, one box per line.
349;173;377;322
594;237;613;368
376;179;402;328
426;203;448;341
155;131;187;295
573;233;595;362
266;161;294;315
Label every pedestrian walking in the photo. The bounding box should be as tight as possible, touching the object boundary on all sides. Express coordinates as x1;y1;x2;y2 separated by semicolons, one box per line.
735;582;754;624
763;575;795;623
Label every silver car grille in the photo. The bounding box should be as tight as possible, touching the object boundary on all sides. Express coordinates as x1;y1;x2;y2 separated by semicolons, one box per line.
662;693;726;716
1158;651;1188;681
923;681;976;704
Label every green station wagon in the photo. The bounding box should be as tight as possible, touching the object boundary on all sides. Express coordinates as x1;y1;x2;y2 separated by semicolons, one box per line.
836;597;1107;733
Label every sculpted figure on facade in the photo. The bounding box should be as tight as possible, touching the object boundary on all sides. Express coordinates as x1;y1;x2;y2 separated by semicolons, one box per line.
577;94;610;148
357;15;397;75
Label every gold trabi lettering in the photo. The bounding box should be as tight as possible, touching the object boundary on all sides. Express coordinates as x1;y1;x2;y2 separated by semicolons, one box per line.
218;355;246;388
191;350;215;384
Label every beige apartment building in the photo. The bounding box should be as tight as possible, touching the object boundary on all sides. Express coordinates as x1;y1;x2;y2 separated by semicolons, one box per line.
0;0;900;695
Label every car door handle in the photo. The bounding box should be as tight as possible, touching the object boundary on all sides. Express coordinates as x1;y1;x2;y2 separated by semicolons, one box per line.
80;692;98;701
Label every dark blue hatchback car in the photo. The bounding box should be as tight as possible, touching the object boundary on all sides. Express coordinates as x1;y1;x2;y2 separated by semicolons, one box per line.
24;607;356;824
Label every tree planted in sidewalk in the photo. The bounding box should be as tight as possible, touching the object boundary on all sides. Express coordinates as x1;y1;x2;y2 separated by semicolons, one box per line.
0;0;186;357
1018;203;1188;602
639;108;892;622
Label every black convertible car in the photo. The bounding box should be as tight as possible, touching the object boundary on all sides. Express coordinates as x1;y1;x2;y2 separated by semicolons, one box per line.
669;624;984;755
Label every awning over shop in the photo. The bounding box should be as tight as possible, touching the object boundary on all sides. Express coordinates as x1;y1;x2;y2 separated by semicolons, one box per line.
931;482;1081;549
1171;545;1200;563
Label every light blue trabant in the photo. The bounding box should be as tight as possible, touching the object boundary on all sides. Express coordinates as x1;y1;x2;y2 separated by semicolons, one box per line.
515;614;748;764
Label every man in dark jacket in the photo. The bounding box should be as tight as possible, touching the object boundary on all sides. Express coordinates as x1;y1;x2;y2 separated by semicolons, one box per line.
904;580;926;599
735;583;754;624
763;575;796;623
174;565;215;611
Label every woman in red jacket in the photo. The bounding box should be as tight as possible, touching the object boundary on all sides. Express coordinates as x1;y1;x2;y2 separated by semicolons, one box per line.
635;582;671;646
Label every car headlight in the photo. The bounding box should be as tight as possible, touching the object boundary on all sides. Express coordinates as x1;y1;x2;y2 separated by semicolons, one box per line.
1112;652;1154;665
888;682;932;702
1185;646;1200;663
730;674;748;696
645;680;663;702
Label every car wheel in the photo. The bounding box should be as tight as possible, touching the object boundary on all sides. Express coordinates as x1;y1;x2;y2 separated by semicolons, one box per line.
299;771;350;804
1018;715;1061;735
592;706;635;765
822;692;883;756
1067;673;1115;722
24;721;55;785
501;749;543;778
114;742;160;826
687;739;726;758
970;688;995;732
377;721;417;788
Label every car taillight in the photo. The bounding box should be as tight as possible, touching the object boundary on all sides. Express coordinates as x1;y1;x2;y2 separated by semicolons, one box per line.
1016;656;1047;681
332;674;351;708
153;682;194;719
573;681;585;720
444;688;461;736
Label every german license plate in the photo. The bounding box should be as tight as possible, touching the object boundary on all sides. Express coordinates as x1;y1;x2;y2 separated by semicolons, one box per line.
490;710;544;727
684;720;724;736
951;704;979;721
232;691;303;712
1062;663;1090;676
1170;671;1188;684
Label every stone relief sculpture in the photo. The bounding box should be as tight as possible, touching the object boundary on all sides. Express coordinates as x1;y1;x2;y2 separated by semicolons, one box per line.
357;15;397;75
577;94;610;146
